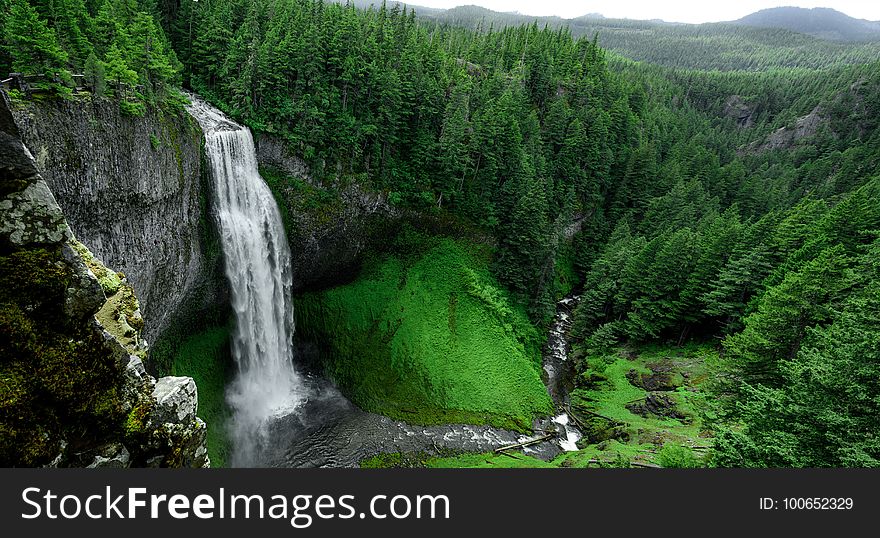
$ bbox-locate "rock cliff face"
[0,90,208,468]
[760,106,828,151]
[255,133,399,291]
[10,96,222,343]
[723,95,756,128]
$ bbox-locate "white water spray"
[187,97,306,466]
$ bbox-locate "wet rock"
[625,365,682,392]
[255,132,312,182]
[575,414,628,445]
[255,132,399,292]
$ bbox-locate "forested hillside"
[423,5,880,71]
[2,0,880,467]
[0,0,181,114]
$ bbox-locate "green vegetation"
[5,0,880,468]
[563,345,718,464]
[657,443,702,469]
[168,326,232,468]
[0,0,181,109]
[167,0,640,320]
[0,247,127,466]
[122,2,880,467]
[427,452,557,469]
[296,233,552,430]
[424,6,880,71]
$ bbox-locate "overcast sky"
[406,1,880,24]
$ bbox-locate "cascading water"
[186,96,306,466]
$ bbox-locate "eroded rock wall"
[1,90,208,468]
[10,96,221,343]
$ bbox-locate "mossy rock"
[0,244,133,466]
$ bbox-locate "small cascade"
[543,295,583,452]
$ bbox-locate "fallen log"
[494,432,555,453]
[562,404,592,431]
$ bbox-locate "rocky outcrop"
[10,96,223,343]
[255,133,400,291]
[723,95,755,128]
[758,106,828,151]
[0,90,208,468]
[254,132,312,183]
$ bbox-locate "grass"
[295,236,553,431]
[427,452,557,468]
[169,326,233,468]
[553,243,581,298]
[569,344,714,447]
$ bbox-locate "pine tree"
[723,246,854,389]
[103,42,137,87]
[436,85,471,206]
[3,0,69,80]
[83,51,106,95]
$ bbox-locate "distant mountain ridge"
[734,7,880,42]
[327,2,880,71]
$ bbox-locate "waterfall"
[186,96,306,466]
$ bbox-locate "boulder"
[152,376,199,426]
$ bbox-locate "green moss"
[0,248,70,323]
[70,239,121,294]
[569,344,715,451]
[423,344,716,468]
[159,110,188,185]
[428,452,557,468]
[657,443,703,468]
[295,236,552,431]
[124,400,152,437]
[168,326,233,467]
[260,165,343,236]
[360,452,433,468]
[94,283,144,359]
[0,246,131,466]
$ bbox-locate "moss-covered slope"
[295,235,552,431]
